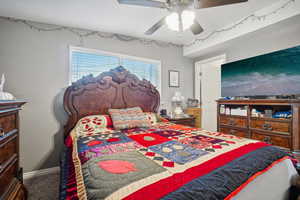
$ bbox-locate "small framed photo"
[169,70,180,88]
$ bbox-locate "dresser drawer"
[0,113,17,136]
[250,118,290,134]
[251,131,291,148]
[0,157,17,195]
[14,185,26,200]
[220,116,247,128]
[14,186,26,200]
[0,135,17,165]
[220,127,248,138]
[6,181,26,200]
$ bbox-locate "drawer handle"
[229,130,236,135]
[228,119,236,126]
[262,123,272,131]
[263,136,272,144]
[0,127,4,137]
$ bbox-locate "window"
[70,46,161,93]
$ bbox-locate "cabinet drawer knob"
[263,136,272,144]
[228,119,236,126]
[262,123,272,130]
[229,130,236,135]
[0,127,4,137]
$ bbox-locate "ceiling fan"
[117,0,248,35]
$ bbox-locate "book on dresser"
[0,100,26,200]
[217,99,300,152]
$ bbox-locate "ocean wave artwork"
[221,45,300,97]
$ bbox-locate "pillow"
[75,115,113,136]
[109,107,151,130]
[144,112,158,125]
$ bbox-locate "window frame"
[69,46,162,94]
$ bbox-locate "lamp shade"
[166,12,179,31]
[165,10,195,32]
[182,10,195,30]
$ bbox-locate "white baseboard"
[24,166,60,180]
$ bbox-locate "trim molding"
[195,54,226,65]
[23,166,60,180]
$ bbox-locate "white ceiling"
[0,0,278,45]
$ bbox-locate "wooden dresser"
[217,99,300,152]
[0,101,26,200]
[186,107,201,128]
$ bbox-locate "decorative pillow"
[144,112,158,125]
[75,115,113,136]
[109,107,151,130]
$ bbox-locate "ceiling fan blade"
[190,20,204,35]
[194,0,248,9]
[117,0,166,8]
[145,17,166,35]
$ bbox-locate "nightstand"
[164,116,196,127]
[186,107,201,128]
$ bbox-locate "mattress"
[60,122,297,200]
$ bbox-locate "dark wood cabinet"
[217,99,300,152]
[164,116,196,127]
[0,101,26,200]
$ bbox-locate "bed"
[60,66,298,200]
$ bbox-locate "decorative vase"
[0,74,15,100]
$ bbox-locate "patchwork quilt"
[60,122,289,200]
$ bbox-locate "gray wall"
[0,19,194,172]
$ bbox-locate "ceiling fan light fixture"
[119,0,248,35]
[165,12,179,31]
[165,10,195,32]
[182,10,195,30]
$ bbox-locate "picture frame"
[169,70,180,88]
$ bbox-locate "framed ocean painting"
[221,45,300,97]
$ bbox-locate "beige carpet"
[24,172,60,200]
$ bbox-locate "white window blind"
[70,47,161,92]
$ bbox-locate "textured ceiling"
[0,0,278,45]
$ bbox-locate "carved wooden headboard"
[63,66,160,137]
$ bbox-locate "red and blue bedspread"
[60,122,289,200]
